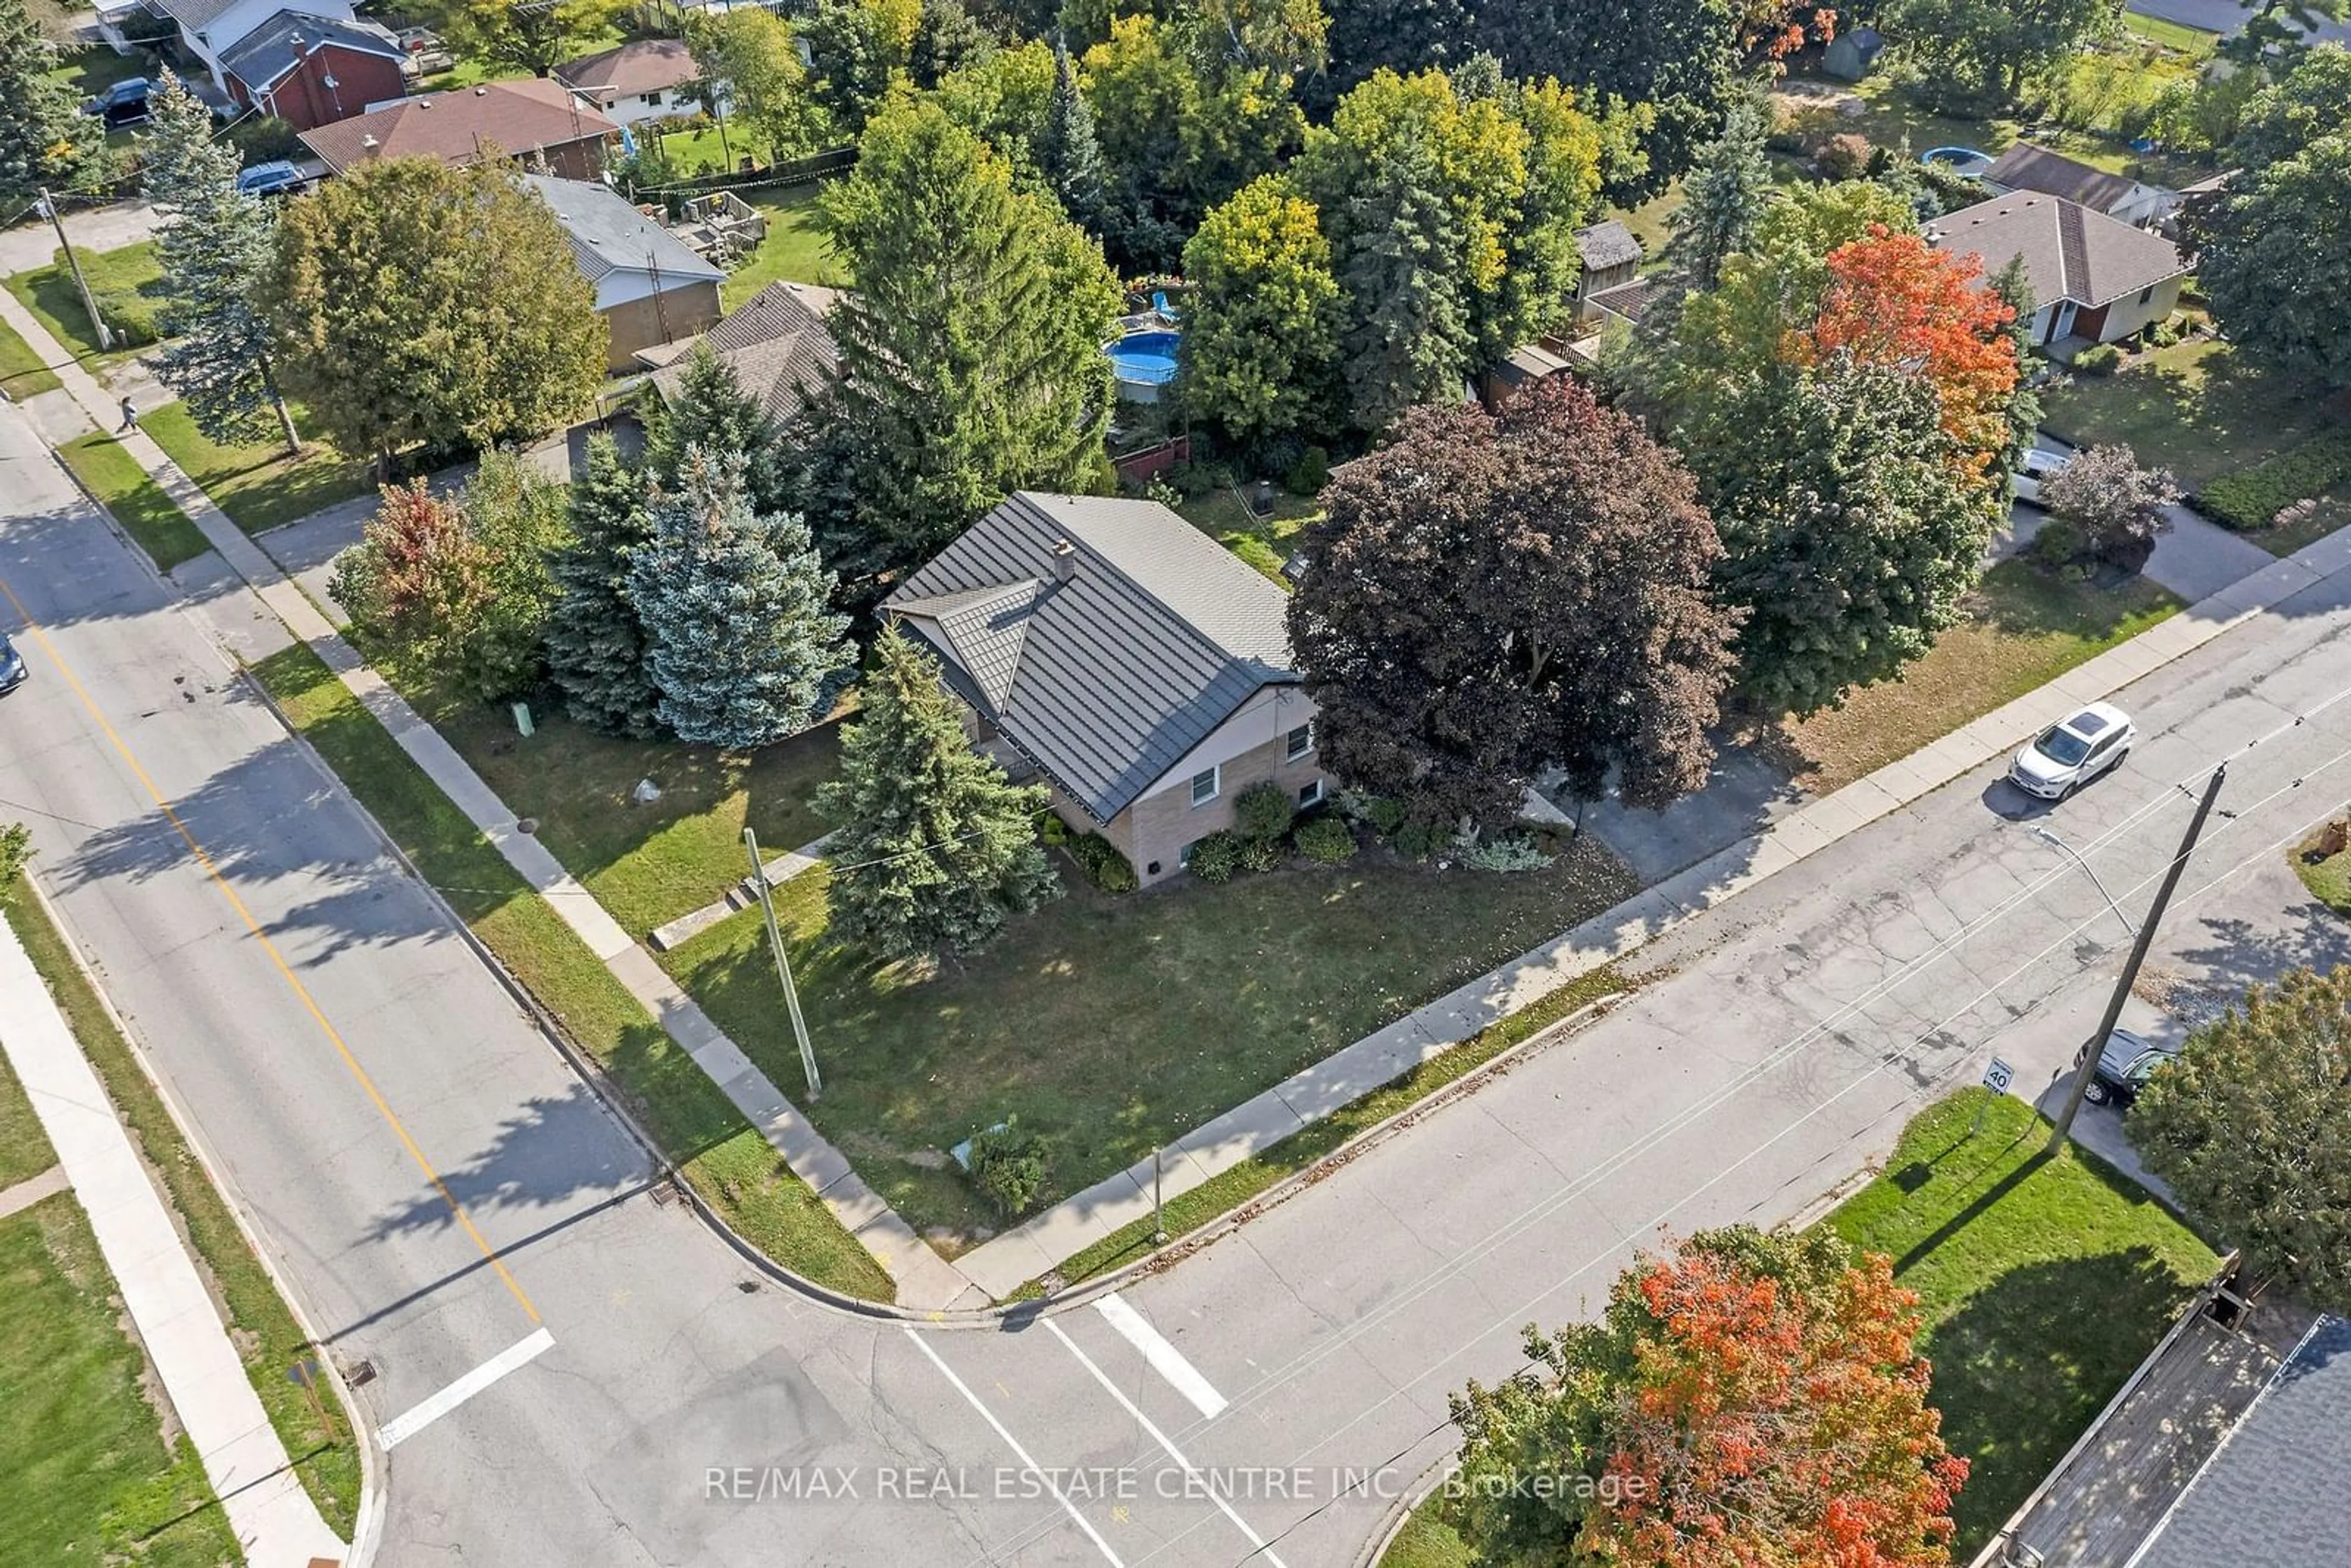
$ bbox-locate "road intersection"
[7,373,2351,1564]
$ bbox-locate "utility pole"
[37,189,114,352]
[743,827,820,1100]
[2047,764,2227,1153]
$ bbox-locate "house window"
[1284,722,1313,760]
[1178,840,1198,868]
[1297,779,1323,808]
[643,91,663,108]
[1190,765,1220,807]
[2137,286,2153,304]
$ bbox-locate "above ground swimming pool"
[1920,146,1995,176]
[1107,331,1181,396]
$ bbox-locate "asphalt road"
[2127,0,2350,43]
[10,360,2351,1568]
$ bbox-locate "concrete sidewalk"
[0,914,346,1568]
[0,285,981,1313]
[949,519,2351,1297]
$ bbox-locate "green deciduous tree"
[934,37,1056,171]
[2197,129,2351,384]
[909,0,994,88]
[2230,42,2351,171]
[331,451,571,700]
[631,446,852,749]
[544,433,661,738]
[2222,0,2349,68]
[801,0,903,137]
[1472,0,1741,200]
[1677,353,2001,716]
[1181,173,1342,448]
[814,625,1058,959]
[1324,0,1469,95]
[1288,379,1739,828]
[266,157,606,472]
[0,0,103,205]
[1882,0,2121,110]
[811,99,1119,580]
[421,0,628,77]
[686,7,830,167]
[1081,14,1208,269]
[1668,93,1773,290]
[1450,1226,1967,1568]
[143,72,301,456]
[2134,966,2351,1310]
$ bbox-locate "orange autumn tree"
[1805,227,2020,476]
[1449,1227,1967,1568]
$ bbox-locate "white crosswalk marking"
[1093,1291,1228,1420]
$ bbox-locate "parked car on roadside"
[2012,447,2071,507]
[2010,702,2135,800]
[0,632,27,696]
[2083,1028,2180,1108]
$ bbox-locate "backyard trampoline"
[1107,330,1181,400]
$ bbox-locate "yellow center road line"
[0,572,542,1325]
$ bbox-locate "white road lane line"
[377,1327,556,1450]
[904,1329,1127,1568]
[1043,1318,1290,1568]
[1092,1292,1228,1420]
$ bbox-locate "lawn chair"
[1152,290,1181,324]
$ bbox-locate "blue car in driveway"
[84,77,152,129]
[236,160,306,198]
[0,632,26,696]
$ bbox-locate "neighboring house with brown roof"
[886,493,1332,887]
[1983,141,2179,230]
[298,78,620,179]
[650,280,841,417]
[555,37,703,128]
[1926,192,2189,349]
[521,174,725,370]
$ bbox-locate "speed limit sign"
[1982,1057,2015,1095]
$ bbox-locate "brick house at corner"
[219,11,408,130]
[886,493,1332,887]
[297,78,620,179]
[522,174,724,371]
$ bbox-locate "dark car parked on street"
[2083,1027,2180,1108]
[0,632,28,696]
[84,77,152,129]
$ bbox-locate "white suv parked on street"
[2011,703,2135,800]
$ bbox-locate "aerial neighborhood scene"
[7,0,2351,1561]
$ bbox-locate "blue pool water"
[1107,330,1181,386]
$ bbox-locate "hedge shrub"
[1234,779,1295,842]
[1294,813,1357,863]
[2199,441,2351,533]
[968,1119,1050,1217]
[1815,132,1873,180]
[1284,445,1331,496]
[1187,829,1242,883]
[2072,342,2123,376]
[1236,833,1281,872]
[1066,832,1138,892]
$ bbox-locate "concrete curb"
[1349,1457,1458,1568]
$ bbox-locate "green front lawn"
[2042,337,2351,557]
[249,645,893,1301]
[0,309,61,399]
[1829,1090,2219,1553]
[396,683,845,941]
[1387,1089,2217,1566]
[1777,559,2181,793]
[0,1199,242,1568]
[140,401,373,536]
[56,431,212,571]
[721,186,850,311]
[2,238,163,366]
[664,833,1640,1245]
[2,876,362,1535]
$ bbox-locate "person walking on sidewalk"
[117,395,138,433]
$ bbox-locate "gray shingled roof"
[147,0,247,37]
[2138,1315,2351,1568]
[519,174,722,301]
[1927,192,2186,310]
[1985,141,2145,214]
[220,10,404,90]
[885,493,1298,822]
[651,280,840,423]
[1574,219,1641,273]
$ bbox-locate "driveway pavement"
[0,199,162,278]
